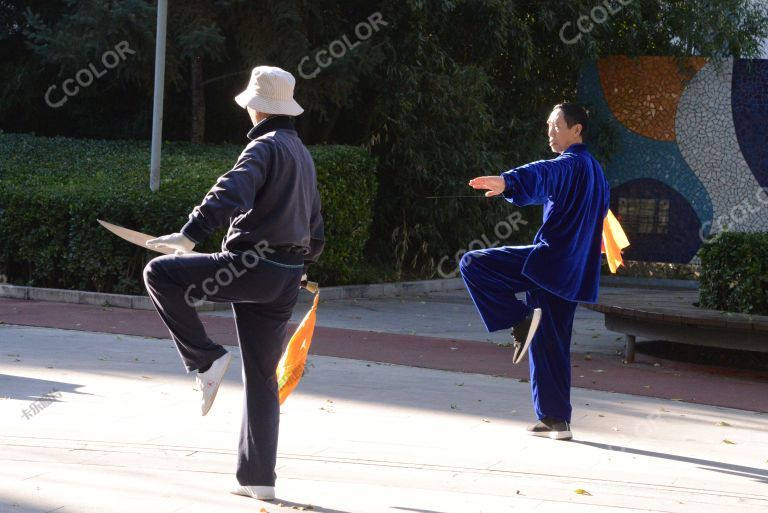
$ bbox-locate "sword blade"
[98,219,320,290]
[97,219,188,255]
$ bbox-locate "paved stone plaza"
[2,293,767,513]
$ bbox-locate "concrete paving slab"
[1,325,767,513]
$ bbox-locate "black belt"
[228,240,306,266]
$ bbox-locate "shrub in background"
[699,232,768,315]
[0,134,376,293]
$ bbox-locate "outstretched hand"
[468,176,505,197]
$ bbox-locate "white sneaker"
[195,352,232,416]
[230,484,275,500]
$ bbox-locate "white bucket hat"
[234,66,304,116]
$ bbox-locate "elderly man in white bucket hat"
[142,65,324,501]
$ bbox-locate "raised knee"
[458,251,478,275]
[142,258,162,284]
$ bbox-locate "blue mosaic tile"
[578,62,714,234]
[611,178,703,263]
[732,58,768,189]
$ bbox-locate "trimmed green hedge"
[699,232,768,315]
[0,133,376,293]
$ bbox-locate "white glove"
[146,232,196,255]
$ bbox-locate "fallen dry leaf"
[723,439,736,445]
[575,488,592,496]
[717,421,731,427]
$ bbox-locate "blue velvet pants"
[459,246,577,422]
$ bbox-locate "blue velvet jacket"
[501,143,609,303]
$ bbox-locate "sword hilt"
[301,280,319,294]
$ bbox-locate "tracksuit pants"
[142,247,303,486]
[459,246,578,423]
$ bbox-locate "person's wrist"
[180,219,205,245]
[500,173,514,198]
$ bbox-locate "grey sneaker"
[512,308,542,364]
[195,352,232,416]
[527,417,573,440]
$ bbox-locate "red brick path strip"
[1,298,767,412]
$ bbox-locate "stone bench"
[583,287,768,363]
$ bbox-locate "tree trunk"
[191,55,205,144]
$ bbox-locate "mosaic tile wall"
[579,56,768,263]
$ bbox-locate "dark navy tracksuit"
[142,115,324,487]
[460,144,609,423]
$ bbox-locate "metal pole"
[149,0,168,192]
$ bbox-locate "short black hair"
[554,103,589,138]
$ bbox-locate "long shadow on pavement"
[270,498,352,512]
[0,373,89,401]
[573,440,768,485]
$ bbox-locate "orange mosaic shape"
[598,56,707,141]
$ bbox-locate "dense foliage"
[0,134,377,291]
[699,232,768,316]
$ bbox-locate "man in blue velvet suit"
[460,103,609,440]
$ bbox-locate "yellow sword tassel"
[601,209,630,273]
[277,289,319,404]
